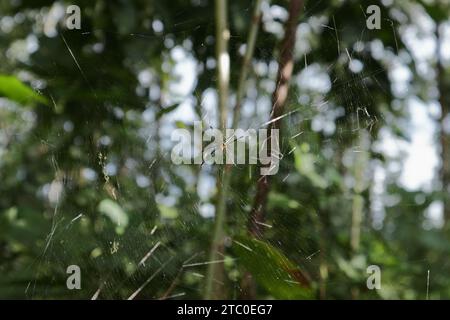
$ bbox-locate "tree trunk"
[439,76,450,225]
[248,0,303,237]
[437,25,450,225]
[240,0,303,300]
[204,0,230,300]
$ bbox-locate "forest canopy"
[0,0,450,300]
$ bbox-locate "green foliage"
[0,75,48,105]
[232,236,313,299]
[0,0,449,300]
[98,199,129,233]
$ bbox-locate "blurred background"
[0,0,450,299]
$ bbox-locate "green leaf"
[232,236,313,299]
[157,204,178,219]
[175,120,187,129]
[97,199,129,232]
[156,103,179,119]
[268,192,300,210]
[0,75,48,105]
[335,254,367,281]
[293,143,328,189]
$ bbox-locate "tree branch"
[248,0,303,238]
